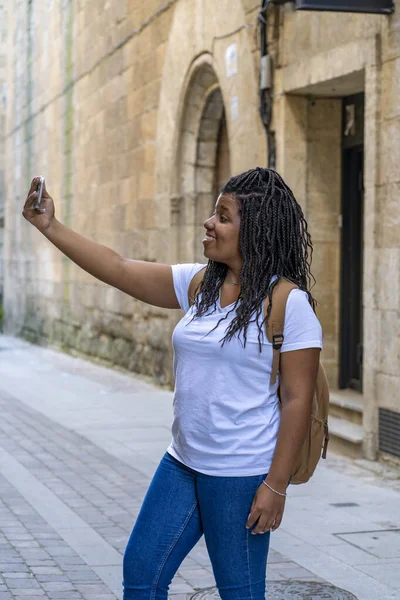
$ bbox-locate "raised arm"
[23,177,180,309]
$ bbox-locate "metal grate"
[296,1,394,14]
[330,502,359,508]
[379,408,400,459]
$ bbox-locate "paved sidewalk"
[0,334,399,600]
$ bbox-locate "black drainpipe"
[260,0,292,168]
[258,0,276,169]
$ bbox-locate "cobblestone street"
[0,335,399,600]
[0,383,326,600]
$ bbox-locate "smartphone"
[32,177,45,211]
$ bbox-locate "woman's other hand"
[245,482,286,534]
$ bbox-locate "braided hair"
[192,166,316,350]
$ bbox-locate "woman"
[23,166,322,600]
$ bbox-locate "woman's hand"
[22,176,55,233]
[245,482,286,534]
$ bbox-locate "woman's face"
[202,193,241,266]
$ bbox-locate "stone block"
[151,8,173,45]
[115,152,132,181]
[139,110,158,141]
[197,141,218,168]
[376,248,400,310]
[123,119,140,153]
[363,307,381,370]
[138,0,165,25]
[195,166,214,194]
[109,337,132,369]
[142,53,159,87]
[106,51,124,83]
[381,23,400,63]
[241,0,260,13]
[123,66,136,94]
[376,182,400,249]
[312,242,340,292]
[137,199,156,229]
[147,228,174,263]
[363,248,377,309]
[96,334,113,361]
[142,79,162,112]
[313,288,339,339]
[142,143,156,173]
[156,43,167,78]
[387,3,400,34]
[377,373,400,412]
[135,22,155,60]
[379,310,399,376]
[307,193,340,245]
[127,90,141,121]
[121,228,147,259]
[320,337,338,373]
[139,173,155,200]
[379,118,400,185]
[104,75,125,107]
[121,183,139,232]
[381,58,400,122]
[127,57,146,90]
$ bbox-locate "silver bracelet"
[262,480,287,497]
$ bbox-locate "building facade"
[0,1,6,318]
[4,0,400,462]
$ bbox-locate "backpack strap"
[188,267,207,307]
[264,278,299,385]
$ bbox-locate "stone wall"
[374,7,400,445]
[274,2,400,458]
[4,0,265,387]
[0,1,6,318]
[4,1,177,384]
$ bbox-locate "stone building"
[0,1,6,314]
[3,0,400,463]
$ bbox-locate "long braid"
[192,167,316,350]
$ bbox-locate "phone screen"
[33,177,44,210]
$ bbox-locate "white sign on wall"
[225,44,238,78]
[231,96,239,121]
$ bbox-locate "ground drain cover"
[191,582,358,599]
[330,502,359,508]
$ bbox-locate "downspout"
[258,0,276,169]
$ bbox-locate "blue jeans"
[123,451,270,600]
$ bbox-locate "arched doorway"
[173,62,231,263]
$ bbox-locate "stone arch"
[154,0,266,265]
[173,59,231,263]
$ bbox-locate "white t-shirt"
[166,263,323,477]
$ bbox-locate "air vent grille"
[379,408,400,459]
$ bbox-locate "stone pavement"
[0,335,399,600]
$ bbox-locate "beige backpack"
[188,271,330,485]
[264,278,330,484]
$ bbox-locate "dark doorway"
[339,93,364,391]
